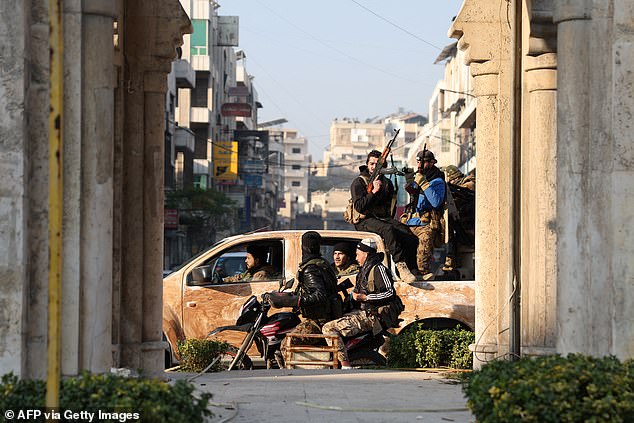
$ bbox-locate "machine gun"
[366,129,400,193]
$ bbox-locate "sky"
[218,0,465,161]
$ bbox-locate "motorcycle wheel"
[219,345,254,370]
[350,351,386,367]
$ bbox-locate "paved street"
[167,369,473,423]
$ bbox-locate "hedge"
[387,324,474,369]
[462,354,634,422]
[0,371,212,422]
[177,338,230,372]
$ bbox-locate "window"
[191,240,284,285]
[190,20,207,56]
[291,165,301,170]
[442,129,451,152]
[192,75,208,108]
[292,148,301,154]
[193,174,207,189]
[291,181,301,187]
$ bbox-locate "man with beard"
[350,150,418,283]
[331,242,360,276]
[223,245,276,282]
[404,150,446,282]
[322,238,404,369]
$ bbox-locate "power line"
[253,0,418,84]
[349,0,443,51]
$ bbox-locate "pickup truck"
[162,230,475,364]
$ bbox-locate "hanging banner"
[213,141,238,182]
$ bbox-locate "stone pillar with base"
[450,0,515,368]
[521,52,558,356]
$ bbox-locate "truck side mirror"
[189,265,213,286]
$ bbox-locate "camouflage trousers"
[409,224,437,274]
[321,309,378,363]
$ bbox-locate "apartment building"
[408,42,476,172]
[269,129,311,228]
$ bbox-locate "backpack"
[343,175,369,224]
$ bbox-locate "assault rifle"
[366,128,401,193]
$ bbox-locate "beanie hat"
[246,245,267,262]
[417,150,437,163]
[332,241,354,257]
[356,238,377,254]
[302,231,322,256]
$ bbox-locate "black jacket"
[351,166,394,219]
[297,256,341,321]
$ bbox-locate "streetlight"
[439,88,476,98]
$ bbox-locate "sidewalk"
[167,369,474,423]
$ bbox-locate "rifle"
[366,128,400,193]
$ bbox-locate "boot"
[442,256,456,272]
[395,262,416,283]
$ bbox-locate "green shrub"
[462,354,634,422]
[177,338,230,372]
[0,371,212,422]
[387,324,474,369]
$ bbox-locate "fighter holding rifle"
[349,129,419,283]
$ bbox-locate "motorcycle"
[208,279,391,370]
[208,279,300,370]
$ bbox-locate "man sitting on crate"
[322,238,404,369]
[268,232,343,363]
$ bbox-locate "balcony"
[191,0,210,20]
[174,127,195,153]
[193,159,209,175]
[191,107,210,124]
[191,55,210,72]
[173,59,195,89]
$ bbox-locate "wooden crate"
[283,333,339,369]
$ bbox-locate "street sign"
[221,102,252,117]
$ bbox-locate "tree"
[165,187,236,254]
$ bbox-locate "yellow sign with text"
[213,141,238,181]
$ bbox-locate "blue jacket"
[405,177,445,226]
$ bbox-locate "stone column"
[118,1,190,373]
[553,1,594,355]
[0,0,30,376]
[555,0,634,358]
[521,53,558,355]
[450,0,514,368]
[60,0,82,376]
[78,0,117,373]
[468,62,513,367]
